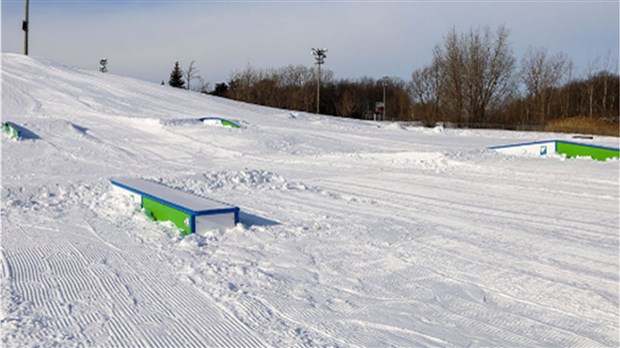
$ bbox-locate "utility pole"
[23,0,30,55]
[312,48,327,114]
[382,76,388,121]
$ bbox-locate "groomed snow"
[2,53,619,347]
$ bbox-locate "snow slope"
[2,53,619,347]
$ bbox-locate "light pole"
[23,0,29,55]
[382,76,388,121]
[312,48,327,114]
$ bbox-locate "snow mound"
[381,122,409,131]
[158,118,202,126]
[153,170,289,193]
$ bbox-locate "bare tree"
[195,76,210,94]
[560,59,574,118]
[386,78,414,121]
[410,61,443,123]
[410,67,435,106]
[184,60,200,91]
[228,64,257,102]
[596,51,618,117]
[521,47,571,123]
[432,26,515,126]
[434,29,465,123]
[335,88,357,117]
[278,65,315,111]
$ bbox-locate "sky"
[1,1,619,87]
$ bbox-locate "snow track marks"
[1,223,266,348]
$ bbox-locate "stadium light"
[312,48,327,114]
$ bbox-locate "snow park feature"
[1,121,41,140]
[556,141,620,161]
[2,121,21,139]
[111,177,239,235]
[489,139,620,161]
[2,53,619,347]
[198,116,241,128]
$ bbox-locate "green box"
[142,196,191,235]
[556,141,620,161]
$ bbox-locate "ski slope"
[1,53,619,347]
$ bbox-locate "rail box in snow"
[489,140,619,161]
[111,177,239,235]
[2,122,21,139]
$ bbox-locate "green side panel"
[143,208,155,221]
[221,120,240,128]
[556,142,620,161]
[142,197,191,235]
[2,123,20,139]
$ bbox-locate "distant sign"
[375,102,384,113]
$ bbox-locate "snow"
[2,53,619,347]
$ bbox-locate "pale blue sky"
[2,1,618,85]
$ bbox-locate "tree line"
[211,65,416,122]
[167,25,619,132]
[408,26,618,130]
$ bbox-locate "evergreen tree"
[99,58,108,73]
[168,61,185,88]
[211,82,229,97]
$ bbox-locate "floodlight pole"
[382,76,388,121]
[23,0,29,55]
[317,61,321,114]
[312,48,327,114]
